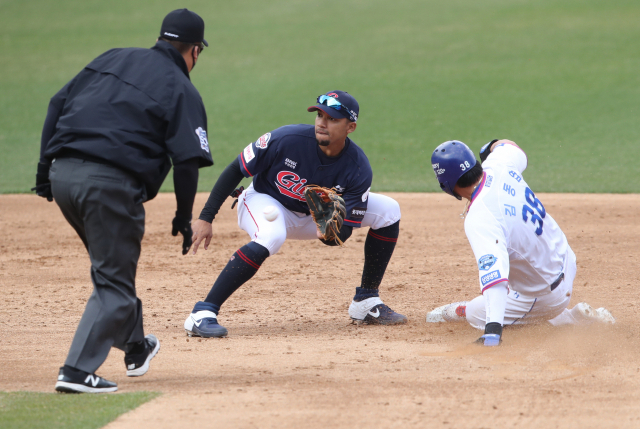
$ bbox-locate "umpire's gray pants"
[49,157,146,374]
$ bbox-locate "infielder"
[34,9,212,392]
[427,139,614,346]
[184,91,406,338]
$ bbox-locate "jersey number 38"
[522,187,546,236]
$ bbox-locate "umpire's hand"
[31,162,53,202]
[190,219,213,255]
[172,215,193,255]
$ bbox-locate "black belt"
[56,149,111,166]
[550,272,565,291]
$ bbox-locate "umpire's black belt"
[56,149,111,166]
[550,272,565,291]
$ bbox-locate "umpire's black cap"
[160,9,208,47]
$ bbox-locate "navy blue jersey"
[238,124,372,227]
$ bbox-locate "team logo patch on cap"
[195,127,209,153]
[255,133,271,149]
[478,254,497,271]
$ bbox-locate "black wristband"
[36,161,51,183]
[479,139,500,163]
[484,322,503,336]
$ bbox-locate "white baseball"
[263,205,279,222]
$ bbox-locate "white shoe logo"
[194,318,203,327]
[368,308,380,318]
[84,375,100,387]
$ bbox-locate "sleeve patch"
[478,254,497,271]
[481,270,501,286]
[254,132,271,149]
[243,143,255,163]
[195,127,209,153]
[350,207,367,219]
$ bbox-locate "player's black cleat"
[184,301,229,338]
[362,304,408,325]
[475,322,503,346]
[349,297,408,325]
[190,317,228,338]
[125,334,160,377]
[55,366,117,393]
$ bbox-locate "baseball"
[263,205,278,222]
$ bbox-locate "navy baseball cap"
[308,91,359,122]
[160,9,208,47]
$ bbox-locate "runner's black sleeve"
[173,158,200,220]
[199,158,245,222]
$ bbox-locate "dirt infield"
[1,193,639,428]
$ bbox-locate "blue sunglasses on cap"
[317,95,357,122]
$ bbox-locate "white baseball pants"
[236,184,401,255]
[465,247,577,329]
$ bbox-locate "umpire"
[33,9,213,393]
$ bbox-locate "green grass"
[0,391,159,429]
[1,0,638,193]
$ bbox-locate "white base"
[426,302,467,323]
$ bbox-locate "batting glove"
[479,139,500,164]
[476,334,501,346]
[475,322,503,346]
[172,214,193,255]
[31,162,53,202]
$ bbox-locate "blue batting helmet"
[431,140,478,200]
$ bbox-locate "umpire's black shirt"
[39,40,213,200]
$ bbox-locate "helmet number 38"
[460,161,471,171]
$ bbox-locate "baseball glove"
[304,185,346,245]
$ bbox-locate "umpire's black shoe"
[55,366,117,393]
[125,334,160,377]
